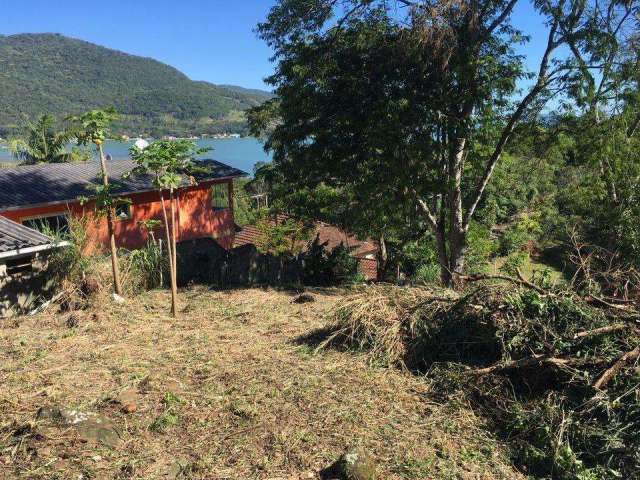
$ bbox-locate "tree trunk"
[98,143,122,296]
[169,188,179,318]
[159,189,177,317]
[448,230,467,288]
[377,234,387,281]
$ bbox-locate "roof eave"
[0,241,70,260]
[0,174,244,213]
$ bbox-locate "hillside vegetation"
[0,33,272,137]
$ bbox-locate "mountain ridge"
[0,33,272,137]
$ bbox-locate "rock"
[36,405,122,449]
[292,293,315,304]
[36,406,66,423]
[321,449,377,480]
[110,388,139,414]
[75,417,121,448]
[112,293,126,304]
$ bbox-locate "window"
[23,214,69,235]
[212,183,230,210]
[115,203,131,220]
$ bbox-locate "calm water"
[0,137,271,174]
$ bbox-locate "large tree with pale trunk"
[251,0,635,287]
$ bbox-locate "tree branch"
[485,0,519,36]
[471,355,578,375]
[461,268,548,295]
[463,19,558,228]
[573,323,628,340]
[593,346,640,390]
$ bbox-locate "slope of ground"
[0,287,522,479]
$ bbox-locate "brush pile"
[320,283,640,479]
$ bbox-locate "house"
[234,216,379,280]
[0,159,247,253]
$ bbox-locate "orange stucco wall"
[0,180,235,252]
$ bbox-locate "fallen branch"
[471,355,573,375]
[574,323,628,339]
[585,295,635,311]
[593,346,640,390]
[462,268,547,295]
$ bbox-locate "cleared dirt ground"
[0,287,522,479]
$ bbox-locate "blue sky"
[0,0,550,91]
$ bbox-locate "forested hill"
[0,33,272,137]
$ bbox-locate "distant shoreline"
[0,137,271,174]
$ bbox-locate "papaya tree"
[68,108,123,295]
[127,140,209,317]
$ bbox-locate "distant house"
[234,216,379,280]
[0,159,247,254]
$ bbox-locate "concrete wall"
[0,253,54,317]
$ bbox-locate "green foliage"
[127,139,210,190]
[126,241,167,292]
[303,241,361,285]
[323,284,639,478]
[46,217,91,286]
[67,108,119,146]
[255,215,312,256]
[78,184,131,218]
[500,252,529,277]
[9,114,75,164]
[149,392,182,433]
[0,34,272,137]
[414,263,440,284]
[465,223,496,273]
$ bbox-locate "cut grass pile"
[320,284,640,479]
[0,287,520,479]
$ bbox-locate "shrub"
[125,241,167,292]
[414,263,440,284]
[303,240,359,285]
[500,251,529,276]
[465,222,496,272]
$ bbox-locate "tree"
[9,114,76,165]
[127,139,209,317]
[68,108,124,296]
[251,0,625,287]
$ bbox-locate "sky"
[0,0,551,92]
[0,0,278,90]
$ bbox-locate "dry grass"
[0,286,521,479]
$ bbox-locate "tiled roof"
[233,215,378,258]
[0,216,55,255]
[0,159,247,211]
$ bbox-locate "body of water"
[0,137,272,174]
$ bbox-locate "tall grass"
[124,240,167,293]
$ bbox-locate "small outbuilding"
[0,216,66,316]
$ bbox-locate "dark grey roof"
[0,159,247,211]
[0,216,55,255]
